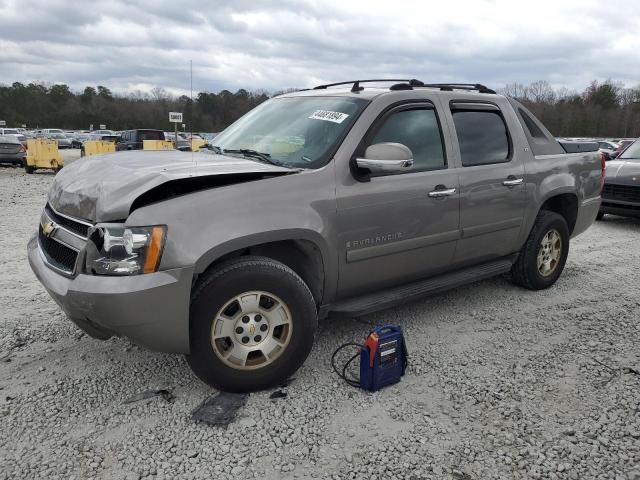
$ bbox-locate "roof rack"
[313,79,424,92]
[421,83,496,94]
[312,79,496,94]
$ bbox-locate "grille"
[39,226,78,274]
[602,183,640,204]
[45,204,91,237]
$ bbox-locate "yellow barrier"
[143,140,174,151]
[191,139,207,151]
[25,139,63,173]
[83,140,116,157]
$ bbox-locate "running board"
[330,258,514,317]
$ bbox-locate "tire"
[511,210,570,290]
[186,256,318,393]
[23,159,34,174]
[596,211,605,221]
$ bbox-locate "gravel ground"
[0,165,639,480]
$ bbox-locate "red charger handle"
[363,332,379,368]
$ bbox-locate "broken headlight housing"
[85,225,166,275]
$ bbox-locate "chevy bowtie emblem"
[42,221,57,238]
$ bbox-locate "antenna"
[190,59,196,173]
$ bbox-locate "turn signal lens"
[143,226,166,273]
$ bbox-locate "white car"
[0,128,28,146]
[597,140,619,159]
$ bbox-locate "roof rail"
[312,80,495,94]
[421,83,496,94]
[313,79,425,92]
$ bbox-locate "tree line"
[1,80,639,138]
[0,83,270,133]
[500,80,640,138]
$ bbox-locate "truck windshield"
[211,96,368,169]
[619,140,640,160]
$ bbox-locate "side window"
[368,108,445,173]
[452,109,510,167]
[519,108,545,139]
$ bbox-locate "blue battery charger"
[359,325,408,391]
[332,325,408,391]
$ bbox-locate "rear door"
[336,101,460,298]
[446,102,527,266]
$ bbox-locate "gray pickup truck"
[28,80,603,392]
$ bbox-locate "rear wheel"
[511,210,570,290]
[186,256,318,392]
[22,159,34,174]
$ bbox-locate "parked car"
[28,79,603,393]
[597,140,619,160]
[44,132,72,149]
[116,129,166,151]
[90,129,115,136]
[598,137,640,219]
[164,132,191,151]
[68,132,92,149]
[0,134,27,165]
[612,139,634,158]
[200,132,218,144]
[0,128,27,146]
[38,128,65,137]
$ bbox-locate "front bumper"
[28,235,194,353]
[600,200,640,217]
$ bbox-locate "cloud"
[0,0,638,95]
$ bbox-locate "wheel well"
[540,194,578,234]
[199,240,325,305]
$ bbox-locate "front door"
[336,102,460,299]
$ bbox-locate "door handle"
[428,187,457,198]
[503,178,524,187]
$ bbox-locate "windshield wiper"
[209,144,223,154]
[222,148,281,166]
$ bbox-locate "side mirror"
[356,143,414,174]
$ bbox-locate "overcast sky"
[1,0,638,95]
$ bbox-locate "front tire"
[511,210,570,290]
[596,211,605,221]
[186,256,318,393]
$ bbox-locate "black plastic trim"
[330,256,515,317]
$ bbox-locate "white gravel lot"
[0,165,639,480]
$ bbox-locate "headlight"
[85,225,166,275]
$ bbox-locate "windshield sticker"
[309,110,349,124]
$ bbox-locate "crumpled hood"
[48,150,295,222]
[604,160,640,186]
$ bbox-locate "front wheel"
[186,256,318,392]
[511,210,570,290]
[596,211,605,221]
